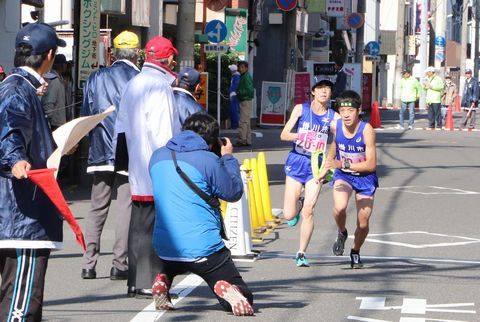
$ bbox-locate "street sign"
[346,12,364,29]
[204,44,228,53]
[435,50,445,62]
[365,41,380,57]
[435,35,445,47]
[205,20,227,43]
[275,0,297,11]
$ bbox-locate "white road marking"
[347,316,391,322]
[364,231,480,249]
[378,186,480,195]
[130,274,204,322]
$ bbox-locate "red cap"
[145,36,178,60]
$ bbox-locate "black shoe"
[81,268,96,279]
[332,230,348,256]
[135,288,153,299]
[127,286,136,298]
[110,267,128,280]
[350,250,364,269]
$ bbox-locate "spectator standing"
[0,22,66,320]
[235,61,254,147]
[398,69,421,130]
[441,74,458,123]
[422,66,444,129]
[173,66,204,125]
[80,30,140,282]
[460,69,479,129]
[332,61,347,100]
[115,36,181,298]
[321,90,378,269]
[42,54,67,130]
[228,64,240,129]
[148,113,253,315]
[0,65,5,81]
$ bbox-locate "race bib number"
[338,151,366,174]
[295,129,328,154]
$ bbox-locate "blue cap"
[15,23,66,55]
[178,67,201,89]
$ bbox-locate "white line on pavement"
[378,186,480,195]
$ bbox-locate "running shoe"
[214,280,254,316]
[350,250,364,269]
[287,197,304,227]
[295,252,309,267]
[152,273,174,311]
[332,229,348,256]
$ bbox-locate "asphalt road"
[41,109,480,321]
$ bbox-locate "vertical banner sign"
[326,0,345,17]
[226,8,248,61]
[294,72,312,105]
[196,72,209,111]
[260,81,287,126]
[78,0,101,89]
[362,74,373,111]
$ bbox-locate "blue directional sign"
[205,20,227,44]
[365,41,380,56]
[435,35,445,47]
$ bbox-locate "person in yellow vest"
[422,66,444,129]
[398,69,421,130]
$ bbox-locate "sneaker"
[287,197,304,227]
[408,125,413,130]
[396,125,404,130]
[350,250,364,269]
[214,280,254,316]
[295,252,309,267]
[332,230,348,256]
[152,274,174,310]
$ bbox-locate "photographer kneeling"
[148,113,254,316]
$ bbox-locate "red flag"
[27,168,86,251]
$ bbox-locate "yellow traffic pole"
[243,159,265,239]
[251,157,271,232]
[220,199,227,218]
[257,152,280,225]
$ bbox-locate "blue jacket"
[149,130,243,260]
[81,60,139,167]
[461,77,479,108]
[172,87,204,125]
[0,68,63,248]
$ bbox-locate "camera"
[211,137,226,157]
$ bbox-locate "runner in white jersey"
[319,90,378,269]
[280,79,340,267]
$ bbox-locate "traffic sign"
[204,44,228,53]
[435,50,445,62]
[435,35,445,47]
[205,20,227,43]
[346,12,364,29]
[276,0,297,11]
[365,41,380,57]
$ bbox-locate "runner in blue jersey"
[319,90,378,268]
[280,79,340,267]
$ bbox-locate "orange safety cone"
[445,105,454,131]
[369,101,382,128]
[455,95,461,112]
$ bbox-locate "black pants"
[162,247,253,311]
[427,103,442,128]
[0,248,50,322]
[128,201,163,289]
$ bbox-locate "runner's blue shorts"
[331,170,379,197]
[284,152,323,185]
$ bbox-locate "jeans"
[427,103,442,128]
[441,105,448,122]
[400,101,415,127]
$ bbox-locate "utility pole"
[355,0,366,64]
[475,0,480,78]
[434,0,446,77]
[284,9,296,108]
[176,0,196,68]
[394,0,406,108]
[460,0,468,94]
[419,0,429,109]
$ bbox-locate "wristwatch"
[343,159,350,170]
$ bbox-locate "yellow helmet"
[113,31,139,49]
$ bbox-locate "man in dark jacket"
[173,66,204,125]
[460,69,479,129]
[0,22,66,320]
[236,61,254,147]
[148,113,253,315]
[80,30,140,282]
